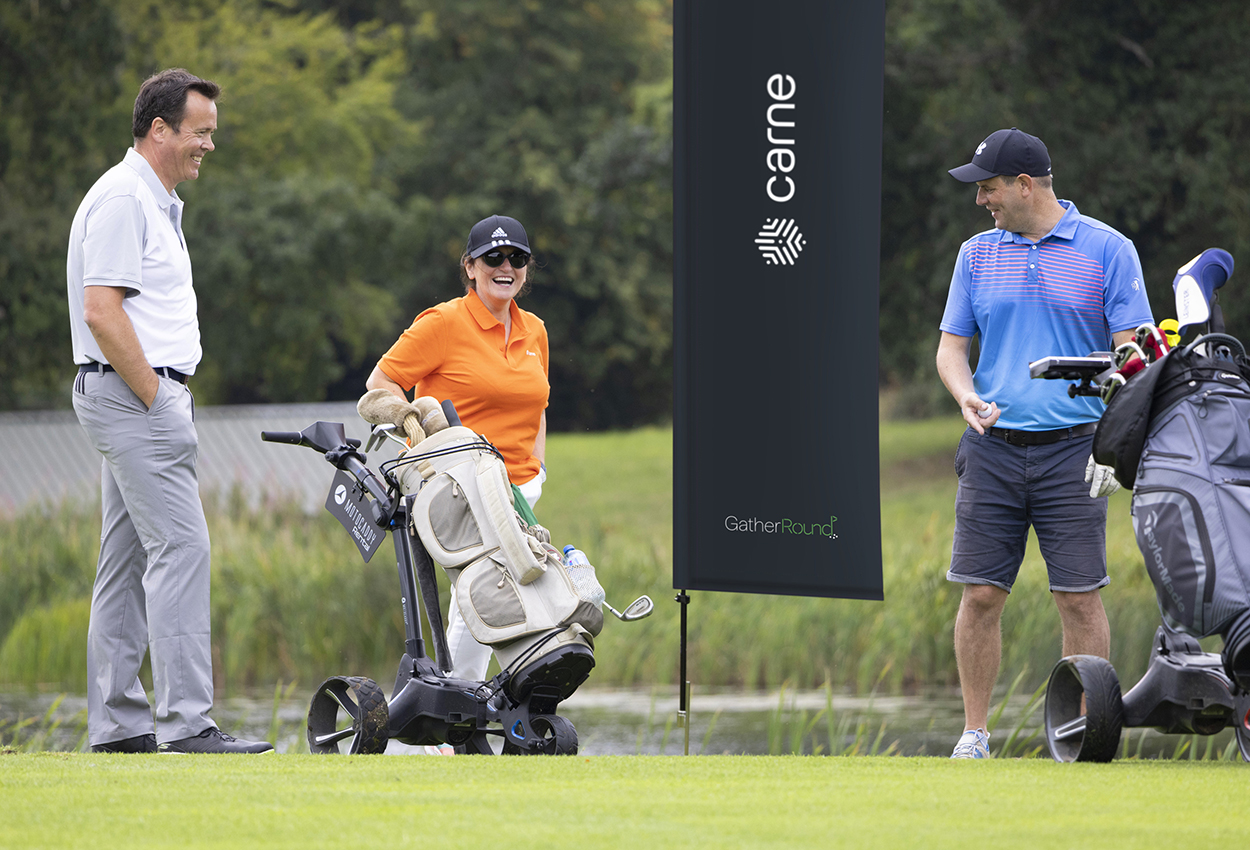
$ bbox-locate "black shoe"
[91,733,158,753]
[158,727,275,754]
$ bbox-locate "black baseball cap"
[466,215,531,259]
[948,128,1052,183]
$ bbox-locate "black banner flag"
[673,0,886,599]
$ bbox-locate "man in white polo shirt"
[68,68,271,754]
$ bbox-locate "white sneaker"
[950,728,990,759]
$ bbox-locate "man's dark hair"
[132,68,221,140]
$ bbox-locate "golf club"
[605,594,654,622]
[365,422,397,452]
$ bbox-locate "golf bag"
[1095,343,1250,689]
[393,424,602,696]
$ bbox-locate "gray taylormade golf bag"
[1093,252,1250,691]
[1035,249,1250,762]
[392,424,602,699]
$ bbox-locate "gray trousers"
[72,369,214,745]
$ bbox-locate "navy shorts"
[947,428,1108,593]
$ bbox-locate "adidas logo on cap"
[469,215,530,257]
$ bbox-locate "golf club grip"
[440,399,462,427]
[260,430,302,444]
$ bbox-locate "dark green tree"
[0,0,127,408]
[1,0,674,425]
[103,0,417,403]
[880,0,1250,414]
[21,0,1250,427]
[382,0,674,429]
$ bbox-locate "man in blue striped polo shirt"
[936,128,1154,759]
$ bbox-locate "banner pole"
[676,589,690,754]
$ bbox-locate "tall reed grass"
[0,419,1187,699]
[0,694,88,753]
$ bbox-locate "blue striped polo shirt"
[940,200,1154,430]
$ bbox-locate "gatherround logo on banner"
[756,218,805,265]
[723,514,839,539]
[334,484,347,505]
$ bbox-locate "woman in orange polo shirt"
[365,214,549,695]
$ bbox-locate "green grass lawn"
[2,754,1247,849]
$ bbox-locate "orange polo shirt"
[376,292,549,484]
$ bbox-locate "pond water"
[2,687,1240,760]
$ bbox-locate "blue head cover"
[1174,248,1234,332]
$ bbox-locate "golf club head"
[365,423,396,453]
[618,595,654,621]
[1174,248,1234,334]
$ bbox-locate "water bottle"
[562,545,590,567]
[561,545,605,607]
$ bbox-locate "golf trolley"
[261,404,652,756]
[1030,248,1250,762]
[1045,626,1249,762]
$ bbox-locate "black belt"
[987,422,1096,446]
[78,362,189,385]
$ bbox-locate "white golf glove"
[1084,455,1121,498]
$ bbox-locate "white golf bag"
[393,424,602,697]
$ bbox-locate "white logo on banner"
[334,484,347,505]
[755,218,805,265]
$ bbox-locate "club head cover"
[357,388,426,444]
[1174,248,1234,334]
[412,396,450,435]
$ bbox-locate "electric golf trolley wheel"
[1044,655,1125,763]
[501,714,578,755]
[307,676,389,754]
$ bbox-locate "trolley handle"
[331,448,394,519]
[260,428,360,450]
[260,421,384,520]
[260,430,303,445]
[441,399,462,427]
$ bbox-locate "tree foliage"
[880,0,1250,412]
[386,0,674,429]
[5,0,1250,425]
[108,0,416,404]
[0,0,672,425]
[0,0,127,408]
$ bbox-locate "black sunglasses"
[480,249,531,269]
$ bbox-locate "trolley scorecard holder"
[325,468,386,562]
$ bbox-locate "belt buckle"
[992,428,1019,447]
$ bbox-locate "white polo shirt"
[67,147,201,373]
